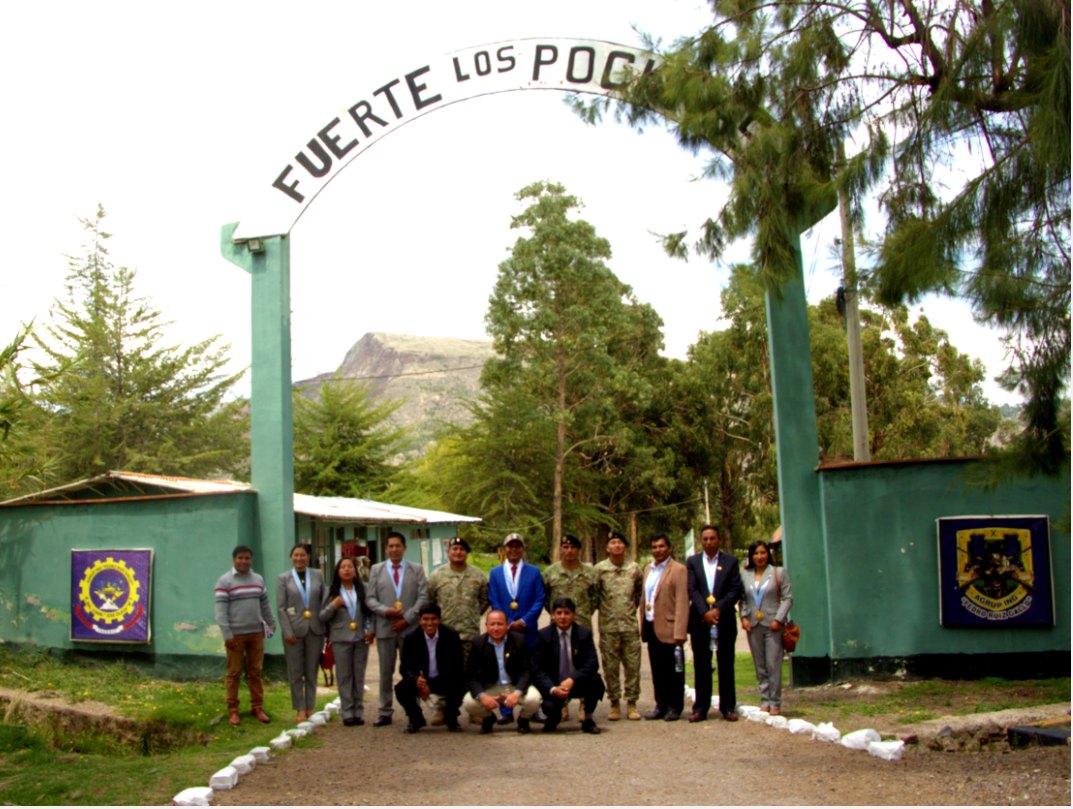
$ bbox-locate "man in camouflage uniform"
[427,537,489,724]
[593,531,644,721]
[542,535,596,628]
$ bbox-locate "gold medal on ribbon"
[510,600,519,611]
[645,602,652,612]
[706,595,716,606]
[756,610,764,620]
[393,600,403,610]
[303,609,312,619]
[349,621,358,631]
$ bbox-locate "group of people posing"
[213,524,793,734]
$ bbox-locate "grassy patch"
[0,647,323,805]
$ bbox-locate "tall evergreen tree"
[32,207,247,482]
[291,378,408,499]
[577,0,1070,474]
[482,181,671,557]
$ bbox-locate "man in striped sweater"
[214,545,276,726]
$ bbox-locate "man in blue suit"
[488,532,545,648]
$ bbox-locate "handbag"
[320,639,335,687]
[774,569,800,652]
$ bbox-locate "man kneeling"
[533,597,605,734]
[394,604,465,733]
[463,610,541,733]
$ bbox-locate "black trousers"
[690,624,737,716]
[642,620,683,714]
[394,675,464,723]
[540,673,606,727]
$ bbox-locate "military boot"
[626,701,641,720]
[608,700,621,721]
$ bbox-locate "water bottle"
[710,624,719,653]
[674,645,684,673]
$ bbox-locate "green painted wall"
[0,494,258,665]
[791,459,1070,679]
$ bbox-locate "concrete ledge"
[898,703,1071,751]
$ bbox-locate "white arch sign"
[233,38,656,240]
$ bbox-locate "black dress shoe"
[403,721,423,734]
[688,711,708,723]
[644,708,666,720]
[352,717,365,726]
[581,718,601,734]
[342,717,357,726]
[480,716,496,734]
[664,709,681,721]
[372,716,392,727]
[445,722,463,732]
[541,722,559,733]
[517,718,531,734]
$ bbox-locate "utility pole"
[837,141,871,462]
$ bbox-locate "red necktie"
[393,564,400,586]
[511,564,518,581]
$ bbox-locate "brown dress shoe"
[228,710,241,727]
[722,711,740,722]
[688,711,708,723]
[251,707,271,723]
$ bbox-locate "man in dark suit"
[462,610,542,734]
[394,603,466,733]
[532,597,605,734]
[686,524,745,722]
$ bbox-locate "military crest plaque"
[937,516,1054,628]
[71,549,153,642]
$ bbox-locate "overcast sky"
[0,0,1018,404]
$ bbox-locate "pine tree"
[32,207,247,482]
[578,0,1070,474]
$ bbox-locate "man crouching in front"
[462,610,541,733]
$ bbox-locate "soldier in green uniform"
[427,537,489,724]
[542,535,596,628]
[542,534,597,721]
[593,531,644,721]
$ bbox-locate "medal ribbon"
[753,575,770,616]
[504,560,520,601]
[291,568,310,611]
[341,584,358,622]
[644,563,663,611]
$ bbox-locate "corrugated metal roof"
[1,470,481,525]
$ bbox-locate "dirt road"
[212,641,1070,806]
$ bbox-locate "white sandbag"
[308,712,329,725]
[270,734,292,750]
[297,721,315,731]
[840,728,881,750]
[737,704,761,717]
[286,727,308,739]
[171,786,214,806]
[787,718,816,735]
[867,740,905,761]
[746,709,768,722]
[208,766,238,790]
[765,714,789,729]
[249,746,271,763]
[229,754,256,775]
[811,721,841,742]
[325,702,340,715]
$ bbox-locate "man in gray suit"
[366,532,429,726]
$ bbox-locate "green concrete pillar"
[220,224,294,599]
[765,220,833,683]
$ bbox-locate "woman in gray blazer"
[739,540,793,714]
[277,544,327,723]
[320,557,375,726]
